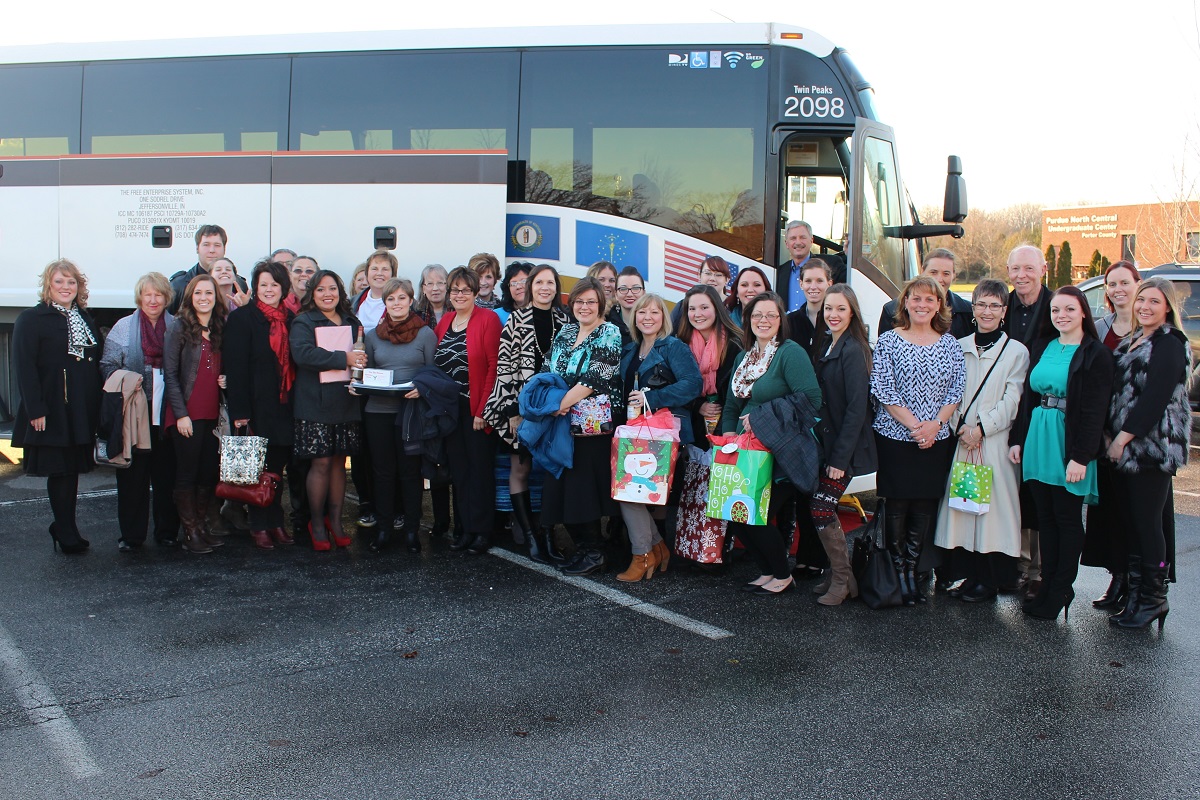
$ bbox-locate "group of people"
[13,223,1187,631]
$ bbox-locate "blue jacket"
[517,372,574,478]
[619,335,703,445]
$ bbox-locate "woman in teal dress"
[1009,285,1113,621]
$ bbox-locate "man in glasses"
[877,248,973,339]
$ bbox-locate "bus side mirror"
[151,225,173,248]
[943,155,967,224]
[374,226,397,250]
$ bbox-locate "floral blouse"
[870,330,966,442]
[544,321,622,398]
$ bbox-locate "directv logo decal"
[668,53,687,66]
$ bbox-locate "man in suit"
[877,248,973,339]
[1003,243,1053,600]
[778,219,846,311]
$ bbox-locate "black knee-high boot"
[885,507,913,605]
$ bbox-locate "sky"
[4,0,1197,213]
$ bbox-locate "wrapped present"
[948,454,993,516]
[610,408,680,506]
[705,432,773,526]
[675,445,727,563]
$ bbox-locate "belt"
[1040,394,1067,412]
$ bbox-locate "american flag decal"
[663,240,706,293]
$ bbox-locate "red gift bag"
[674,445,727,564]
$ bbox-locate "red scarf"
[376,312,426,345]
[257,299,295,402]
[139,310,166,368]
[689,328,723,395]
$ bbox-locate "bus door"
[776,133,850,269]
[847,117,920,339]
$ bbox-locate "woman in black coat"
[223,259,296,550]
[13,260,103,554]
[810,284,877,606]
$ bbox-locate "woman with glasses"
[416,264,451,328]
[719,292,822,596]
[1009,285,1113,622]
[540,277,624,576]
[614,266,645,329]
[933,280,1030,602]
[671,255,732,329]
[433,267,502,554]
[485,264,572,563]
[495,262,533,327]
[870,276,966,605]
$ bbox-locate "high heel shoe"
[50,530,87,555]
[616,551,659,583]
[308,522,332,552]
[1024,588,1073,621]
[1116,565,1169,630]
[328,518,351,548]
[652,540,670,573]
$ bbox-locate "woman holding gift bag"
[719,291,822,596]
[808,284,877,606]
[540,277,624,576]
[933,279,1030,603]
[224,259,297,551]
[290,270,364,551]
[615,293,702,582]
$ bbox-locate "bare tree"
[1139,134,1200,263]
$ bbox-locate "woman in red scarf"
[100,271,181,551]
[223,259,297,550]
[675,285,743,450]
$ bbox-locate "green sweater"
[719,339,822,435]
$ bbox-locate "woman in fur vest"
[1104,277,1191,631]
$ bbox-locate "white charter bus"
[0,22,967,425]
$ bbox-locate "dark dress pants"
[115,426,179,544]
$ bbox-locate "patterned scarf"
[689,328,723,396]
[139,310,166,368]
[377,312,426,345]
[731,339,778,399]
[51,302,96,359]
[256,299,295,402]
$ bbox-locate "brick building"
[1042,201,1200,279]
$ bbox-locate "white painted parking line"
[0,622,102,779]
[0,489,117,508]
[1174,489,1200,497]
[489,547,734,640]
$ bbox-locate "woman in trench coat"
[934,279,1030,602]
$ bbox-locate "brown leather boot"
[817,520,856,606]
[174,489,213,554]
[616,550,659,583]
[812,571,832,595]
[652,540,670,574]
[194,487,225,547]
[249,529,275,550]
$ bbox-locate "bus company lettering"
[792,84,835,95]
[113,187,208,240]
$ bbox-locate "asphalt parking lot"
[0,452,1197,800]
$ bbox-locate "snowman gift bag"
[610,409,681,506]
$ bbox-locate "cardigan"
[100,310,175,410]
[1011,335,1114,464]
[162,317,216,422]
[719,339,822,435]
[434,307,502,420]
[290,309,364,425]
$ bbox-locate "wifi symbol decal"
[723,51,744,68]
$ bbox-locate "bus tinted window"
[0,65,82,155]
[519,48,768,260]
[80,58,289,154]
[858,134,905,288]
[289,52,518,151]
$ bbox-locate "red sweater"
[435,307,501,422]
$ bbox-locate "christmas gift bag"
[675,445,727,563]
[948,450,993,516]
[705,432,773,526]
[610,408,680,506]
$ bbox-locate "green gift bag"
[705,433,773,526]
[948,451,993,516]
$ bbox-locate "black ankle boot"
[449,529,472,551]
[369,529,390,553]
[405,528,420,553]
[1116,564,1169,629]
[1109,555,1142,624]
[1092,570,1129,609]
[467,534,491,555]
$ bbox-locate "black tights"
[1118,469,1172,567]
[306,456,347,538]
[47,474,82,544]
[1028,480,1085,601]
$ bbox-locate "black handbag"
[852,499,904,609]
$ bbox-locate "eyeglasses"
[424,281,447,290]
[574,299,600,307]
[448,287,474,296]
[509,279,528,288]
[750,312,780,322]
[973,302,1006,312]
[700,270,726,280]
[291,268,316,276]
[616,286,644,295]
